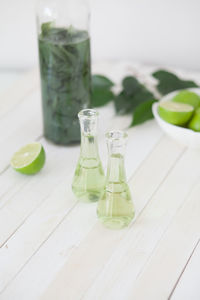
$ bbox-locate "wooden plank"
[0,168,30,209]
[0,104,119,245]
[52,147,200,300]
[3,62,198,299]
[0,69,39,119]
[0,71,23,95]
[0,136,183,300]
[124,180,200,300]
[0,114,162,245]
[0,90,42,173]
[0,89,127,235]
[0,103,113,206]
[1,63,200,300]
[0,137,80,247]
[0,181,77,293]
[170,241,200,300]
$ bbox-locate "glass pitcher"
[36,0,91,145]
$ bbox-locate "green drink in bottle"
[97,131,135,229]
[72,109,105,202]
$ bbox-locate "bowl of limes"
[152,88,200,148]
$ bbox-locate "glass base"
[72,157,105,203]
[72,190,101,203]
[98,215,134,230]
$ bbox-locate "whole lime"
[188,108,200,132]
[172,90,200,109]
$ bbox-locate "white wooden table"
[0,62,200,300]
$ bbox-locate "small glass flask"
[97,130,135,229]
[72,109,105,203]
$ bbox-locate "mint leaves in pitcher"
[38,23,91,145]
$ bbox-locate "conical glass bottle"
[97,130,135,229]
[72,109,105,203]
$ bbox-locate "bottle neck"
[80,133,99,159]
[78,109,99,159]
[106,153,126,183]
[105,130,128,184]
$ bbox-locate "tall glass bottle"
[72,109,105,203]
[36,0,91,145]
[97,131,135,229]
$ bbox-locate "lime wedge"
[172,90,200,109]
[188,108,200,132]
[158,101,194,125]
[11,142,45,174]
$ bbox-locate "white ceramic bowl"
[152,88,200,149]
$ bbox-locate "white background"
[0,0,199,70]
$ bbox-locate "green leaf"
[92,75,114,90]
[115,76,155,115]
[152,70,199,95]
[130,99,157,127]
[114,91,133,115]
[122,76,140,95]
[41,22,52,37]
[91,89,114,107]
[91,74,114,107]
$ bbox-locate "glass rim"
[78,109,99,119]
[106,130,128,141]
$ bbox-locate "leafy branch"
[91,70,199,127]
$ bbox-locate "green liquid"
[38,24,91,145]
[97,154,134,229]
[72,158,105,203]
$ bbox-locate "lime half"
[158,101,194,125]
[188,108,200,132]
[11,142,45,174]
[172,90,200,109]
